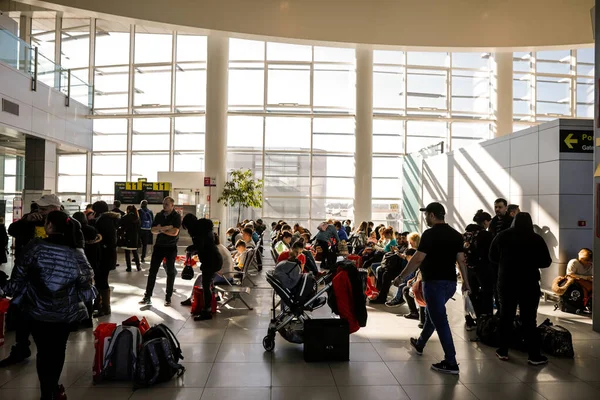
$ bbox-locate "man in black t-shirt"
[397,202,470,375]
[139,197,181,306]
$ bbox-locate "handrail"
[0,28,93,110]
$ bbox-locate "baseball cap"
[35,194,61,208]
[419,202,446,217]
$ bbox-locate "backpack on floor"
[559,282,586,314]
[190,285,217,315]
[93,322,117,383]
[135,338,185,387]
[476,314,501,347]
[102,325,142,381]
[538,319,574,358]
[143,324,184,363]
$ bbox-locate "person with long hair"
[3,211,95,400]
[120,205,141,272]
[462,209,494,331]
[489,212,552,365]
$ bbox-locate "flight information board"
[114,182,171,204]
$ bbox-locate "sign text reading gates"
[559,130,593,153]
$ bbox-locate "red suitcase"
[0,298,9,348]
[190,285,217,315]
[92,322,117,383]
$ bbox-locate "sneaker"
[385,298,405,308]
[0,347,31,368]
[465,315,477,331]
[410,337,424,355]
[126,268,132,272]
[164,299,172,307]
[528,355,548,366]
[418,322,424,329]
[431,360,460,375]
[136,265,142,272]
[404,312,419,320]
[138,297,152,305]
[495,348,509,361]
[194,312,213,321]
[180,298,192,306]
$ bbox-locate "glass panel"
[61,17,90,71]
[536,76,571,116]
[132,153,170,181]
[176,34,207,62]
[312,199,353,222]
[373,156,402,178]
[373,119,404,154]
[95,20,130,66]
[133,67,172,107]
[373,66,404,110]
[58,154,86,175]
[228,68,264,106]
[230,38,265,61]
[132,118,170,151]
[313,118,355,154]
[536,50,571,75]
[267,42,312,61]
[93,135,127,151]
[31,13,57,63]
[372,200,401,230]
[577,78,594,118]
[227,152,263,175]
[313,66,355,109]
[312,177,354,198]
[94,66,129,109]
[452,71,490,114]
[265,117,311,150]
[312,155,355,178]
[264,153,310,197]
[175,65,206,107]
[92,153,126,175]
[577,48,594,64]
[313,47,355,63]
[58,176,86,193]
[174,152,204,172]
[406,121,447,153]
[374,50,404,65]
[227,116,263,151]
[134,32,172,64]
[264,198,310,219]
[452,122,491,139]
[452,53,489,69]
[92,175,125,195]
[373,178,402,199]
[174,116,205,151]
[407,69,447,110]
[452,137,482,151]
[407,52,448,67]
[267,66,310,105]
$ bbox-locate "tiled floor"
[1,252,599,400]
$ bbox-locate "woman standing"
[120,205,141,272]
[3,211,94,400]
[489,212,552,365]
[90,201,120,316]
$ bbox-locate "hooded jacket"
[119,212,140,249]
[187,219,223,274]
[5,236,95,323]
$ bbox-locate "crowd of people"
[0,191,592,396]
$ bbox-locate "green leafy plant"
[217,168,263,223]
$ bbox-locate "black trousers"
[402,285,418,314]
[95,247,116,291]
[202,272,216,312]
[124,249,140,270]
[30,320,70,400]
[145,246,177,300]
[498,283,542,357]
[140,230,152,260]
[11,306,32,354]
[467,265,494,317]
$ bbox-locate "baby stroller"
[262,271,333,351]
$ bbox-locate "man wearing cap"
[396,202,471,375]
[1,194,61,368]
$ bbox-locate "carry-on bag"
[303,318,350,362]
[538,319,574,358]
[190,285,217,315]
[92,322,117,383]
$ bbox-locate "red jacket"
[332,269,360,333]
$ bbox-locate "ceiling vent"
[1,98,19,116]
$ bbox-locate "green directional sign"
[559,130,593,153]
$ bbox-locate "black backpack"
[135,338,185,387]
[143,324,184,363]
[538,319,574,358]
[559,282,586,314]
[102,326,142,381]
[476,314,501,347]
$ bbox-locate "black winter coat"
[464,224,493,269]
[119,212,140,249]
[0,224,8,264]
[5,236,95,323]
[91,212,121,270]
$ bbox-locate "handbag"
[181,254,195,280]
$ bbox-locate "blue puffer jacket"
[5,236,95,323]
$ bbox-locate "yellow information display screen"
[114,181,172,204]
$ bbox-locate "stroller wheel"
[263,335,275,352]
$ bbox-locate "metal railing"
[0,29,93,110]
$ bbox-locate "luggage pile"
[93,316,185,388]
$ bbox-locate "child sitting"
[233,239,247,271]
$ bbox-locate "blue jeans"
[417,280,457,365]
[392,271,415,301]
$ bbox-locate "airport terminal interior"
[1,0,600,399]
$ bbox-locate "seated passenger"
[567,248,593,305]
[274,231,293,254]
[277,242,307,270]
[242,227,256,249]
[226,228,243,250]
[335,220,349,241]
[385,248,417,307]
[233,240,247,270]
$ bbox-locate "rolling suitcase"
[303,318,349,362]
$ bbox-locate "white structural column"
[354,46,373,223]
[205,35,229,232]
[494,52,513,137]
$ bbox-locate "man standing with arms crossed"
[139,197,181,307]
[396,202,470,375]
